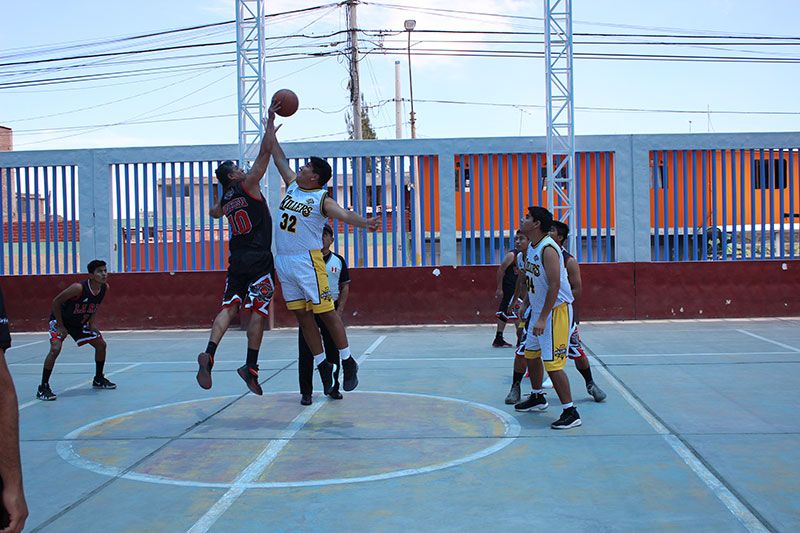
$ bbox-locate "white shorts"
[523,302,572,371]
[275,250,335,313]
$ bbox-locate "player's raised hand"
[365,217,382,232]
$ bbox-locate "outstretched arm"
[323,197,381,231]
[242,110,278,196]
[266,104,296,186]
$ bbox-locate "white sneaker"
[543,376,553,388]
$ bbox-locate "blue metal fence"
[0,165,79,275]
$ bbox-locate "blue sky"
[2,0,800,150]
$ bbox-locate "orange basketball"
[271,89,299,117]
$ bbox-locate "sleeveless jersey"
[275,181,328,255]
[52,280,106,327]
[221,182,272,254]
[523,235,573,315]
[502,250,522,288]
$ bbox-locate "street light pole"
[404,19,417,139]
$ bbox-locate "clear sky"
[2,0,800,151]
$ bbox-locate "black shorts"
[223,251,275,317]
[49,319,101,346]
[496,284,517,321]
[0,287,10,350]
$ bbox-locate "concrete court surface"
[4,317,800,532]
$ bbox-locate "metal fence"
[2,133,800,275]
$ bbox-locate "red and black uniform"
[496,249,522,321]
[49,280,106,346]
[221,181,275,316]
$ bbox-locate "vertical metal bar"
[573,153,582,261]
[477,155,485,265]
[469,154,477,265]
[205,162,214,270]
[768,149,774,259]
[52,167,60,273]
[778,149,785,258]
[701,150,708,260]
[22,168,33,274]
[749,150,756,259]
[409,157,418,266]
[180,162,188,270]
[189,162,197,270]
[132,163,140,271]
[371,156,378,267]
[398,156,406,267]
[142,164,151,271]
[390,157,398,266]
[759,149,766,259]
[361,157,369,267]
[731,150,738,259]
[199,162,207,270]
[151,163,159,271]
[789,150,796,259]
[691,150,699,261]
[43,167,51,273]
[161,163,170,271]
[488,154,496,264]
[710,150,718,259]
[594,153,602,261]
[459,154,466,266]
[505,154,513,253]
[61,166,70,273]
[380,156,388,267]
[429,155,436,264]
[33,167,41,274]
[18,168,28,274]
[5,169,13,275]
[582,153,592,263]
[653,152,660,261]
[12,168,21,275]
[343,158,351,266]
[418,156,426,267]
[171,162,178,270]
[661,151,669,262]
[604,151,612,261]
[69,166,78,273]
[681,151,688,261]
[719,150,727,260]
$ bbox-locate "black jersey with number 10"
[221,182,273,254]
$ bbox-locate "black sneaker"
[196,352,213,390]
[300,394,312,406]
[317,360,334,395]
[237,364,263,395]
[551,407,582,430]
[92,376,117,389]
[492,338,513,348]
[36,383,57,401]
[328,389,343,400]
[587,381,607,402]
[514,393,548,412]
[342,357,359,392]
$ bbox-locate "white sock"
[531,389,543,395]
[313,353,326,366]
[561,402,573,410]
[339,347,352,360]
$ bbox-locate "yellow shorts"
[523,302,571,372]
[275,250,335,314]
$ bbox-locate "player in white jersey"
[512,206,582,429]
[266,106,380,393]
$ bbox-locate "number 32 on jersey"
[279,213,297,233]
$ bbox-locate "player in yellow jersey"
[266,105,380,393]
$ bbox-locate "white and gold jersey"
[523,235,574,315]
[275,181,328,255]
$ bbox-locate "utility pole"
[347,0,362,140]
[395,60,402,139]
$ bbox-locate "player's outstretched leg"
[237,311,266,395]
[197,305,238,390]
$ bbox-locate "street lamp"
[404,19,417,139]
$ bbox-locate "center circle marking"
[57,391,520,489]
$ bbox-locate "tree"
[346,94,377,140]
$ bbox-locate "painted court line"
[18,363,142,411]
[736,329,800,353]
[187,335,387,533]
[586,355,769,533]
[5,340,47,352]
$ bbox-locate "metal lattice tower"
[236,0,267,171]
[544,0,576,253]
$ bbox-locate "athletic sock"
[314,353,326,366]
[561,402,573,410]
[42,367,53,385]
[246,348,259,368]
[95,359,105,379]
[206,341,218,356]
[512,371,524,385]
[531,388,544,395]
[339,347,352,361]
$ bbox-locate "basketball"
[272,89,299,117]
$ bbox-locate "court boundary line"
[584,345,772,533]
[736,329,800,353]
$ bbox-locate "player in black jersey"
[196,115,276,396]
[36,259,113,401]
[493,238,524,347]
[550,221,606,402]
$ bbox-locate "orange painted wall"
[650,150,800,229]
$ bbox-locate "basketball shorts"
[49,319,101,346]
[275,250,335,314]
[223,250,275,316]
[568,324,586,359]
[495,283,518,321]
[523,302,572,372]
[0,288,10,350]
